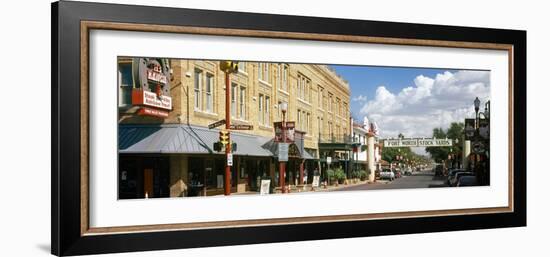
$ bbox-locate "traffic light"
[219,61,239,74]
[219,130,230,146]
[231,142,237,153]
[213,142,222,152]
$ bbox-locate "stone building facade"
[118,57,351,198]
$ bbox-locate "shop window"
[118,63,133,107]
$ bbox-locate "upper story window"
[336,98,341,116]
[296,73,311,102]
[205,73,214,113]
[342,102,348,118]
[277,64,289,92]
[328,93,333,112]
[258,94,271,126]
[283,65,288,91]
[118,62,133,107]
[258,94,264,125]
[194,68,215,113]
[317,86,324,109]
[265,95,271,126]
[194,69,203,110]
[231,83,237,118]
[239,86,246,120]
[258,63,270,83]
[297,73,312,102]
[238,62,247,73]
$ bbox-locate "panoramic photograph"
[117,57,491,199]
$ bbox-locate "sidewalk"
[231,179,393,196]
[280,179,392,194]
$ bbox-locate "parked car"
[404,168,413,176]
[447,169,465,186]
[380,169,395,181]
[451,172,475,186]
[457,176,479,187]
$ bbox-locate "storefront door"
[143,168,153,198]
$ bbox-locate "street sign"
[278,143,289,162]
[229,124,253,130]
[227,153,233,166]
[326,156,332,165]
[208,119,226,129]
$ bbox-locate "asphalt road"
[335,170,447,191]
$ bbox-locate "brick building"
[117,57,351,198]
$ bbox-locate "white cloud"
[351,94,367,102]
[358,70,490,138]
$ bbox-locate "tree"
[425,122,464,163]
[381,133,423,166]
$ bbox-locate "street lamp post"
[279,102,288,193]
[474,96,481,129]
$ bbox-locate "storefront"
[118,155,170,199]
[187,155,272,196]
[118,124,276,198]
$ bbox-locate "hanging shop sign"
[278,143,289,162]
[130,58,173,117]
[479,118,490,140]
[464,118,476,140]
[137,107,169,118]
[274,121,296,143]
[472,139,487,154]
[132,90,172,110]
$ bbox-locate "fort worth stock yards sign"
[383,138,453,147]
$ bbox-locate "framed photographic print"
[51,1,526,256]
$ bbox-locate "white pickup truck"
[379,169,395,181]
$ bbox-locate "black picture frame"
[51,1,526,256]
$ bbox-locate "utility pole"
[220,61,238,196]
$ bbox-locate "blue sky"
[329,65,491,139]
[331,65,453,120]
